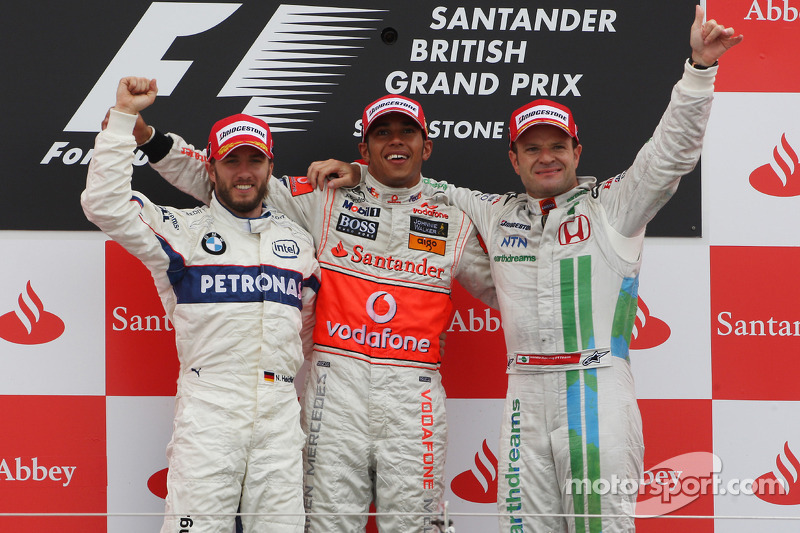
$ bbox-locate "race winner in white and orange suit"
[137,95,497,532]
[83,78,321,533]
[412,11,742,530]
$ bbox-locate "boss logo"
[336,213,379,240]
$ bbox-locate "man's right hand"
[113,77,158,116]
[306,159,362,190]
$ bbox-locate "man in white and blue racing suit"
[82,77,320,533]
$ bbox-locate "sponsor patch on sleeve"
[287,176,314,196]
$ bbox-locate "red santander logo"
[148,467,169,499]
[451,439,498,503]
[0,281,65,345]
[331,241,348,258]
[630,297,671,350]
[750,133,800,197]
[754,441,800,505]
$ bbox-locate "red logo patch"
[450,439,498,504]
[287,176,314,196]
[630,298,671,350]
[0,281,64,345]
[754,441,800,505]
[558,215,591,245]
[749,133,800,197]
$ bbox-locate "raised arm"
[600,5,743,237]
[82,77,160,232]
[690,5,743,67]
[81,77,180,282]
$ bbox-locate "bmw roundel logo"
[202,232,227,255]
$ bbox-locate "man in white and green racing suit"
[348,8,741,532]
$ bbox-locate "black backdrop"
[3,0,700,235]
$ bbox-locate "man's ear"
[422,139,433,162]
[205,160,217,188]
[508,149,521,176]
[358,142,370,163]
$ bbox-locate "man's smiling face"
[359,112,432,189]
[509,124,582,199]
[206,144,271,217]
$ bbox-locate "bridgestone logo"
[218,123,267,142]
[500,220,532,231]
[517,106,568,128]
[367,99,419,121]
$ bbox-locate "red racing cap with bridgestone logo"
[207,114,274,160]
[509,99,579,147]
[362,94,428,140]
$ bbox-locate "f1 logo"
[66,3,242,132]
[65,3,383,133]
[558,214,591,245]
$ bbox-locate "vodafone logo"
[630,297,671,350]
[0,281,65,345]
[450,439,498,504]
[413,202,449,219]
[366,291,397,324]
[750,133,800,197]
[754,441,800,505]
[324,290,431,354]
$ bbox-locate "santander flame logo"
[148,468,169,499]
[749,133,800,197]
[755,441,800,505]
[331,241,348,258]
[630,297,670,350]
[0,281,65,345]
[451,439,499,503]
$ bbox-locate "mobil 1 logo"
[336,213,379,241]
